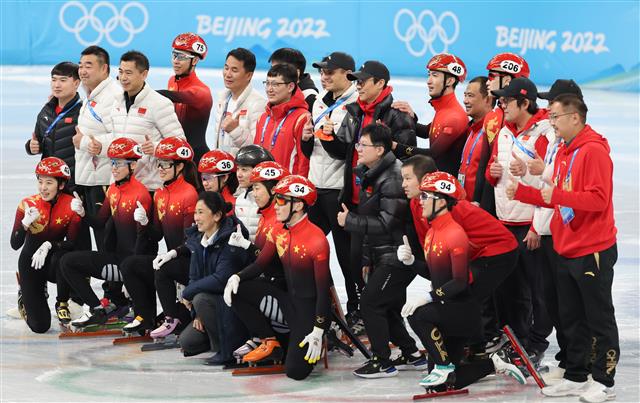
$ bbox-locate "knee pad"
[101,264,123,282]
[259,295,289,333]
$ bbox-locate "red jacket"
[428,92,469,176]
[411,198,517,260]
[254,89,310,176]
[459,117,490,201]
[514,125,616,258]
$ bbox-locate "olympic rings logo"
[59,1,148,47]
[393,9,460,57]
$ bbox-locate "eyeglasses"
[499,97,516,106]
[274,194,297,206]
[419,192,442,201]
[172,50,195,61]
[263,81,291,89]
[548,112,576,122]
[201,173,224,182]
[355,142,379,150]
[157,160,175,170]
[110,159,129,168]
[355,78,371,87]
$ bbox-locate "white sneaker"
[6,307,22,319]
[542,366,565,385]
[580,381,616,403]
[490,352,526,384]
[542,378,590,397]
[68,300,85,321]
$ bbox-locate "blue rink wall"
[1,0,639,90]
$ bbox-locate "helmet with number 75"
[486,53,530,78]
[172,33,208,60]
[419,171,466,201]
[427,53,467,82]
[154,137,194,161]
[199,150,235,174]
[272,175,317,206]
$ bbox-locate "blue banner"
[1,1,638,90]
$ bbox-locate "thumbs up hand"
[133,200,149,226]
[221,113,241,133]
[141,135,155,155]
[87,135,102,156]
[228,223,251,250]
[541,177,555,204]
[301,112,314,141]
[527,150,546,176]
[322,115,335,136]
[509,151,527,177]
[337,203,349,227]
[72,126,84,149]
[70,191,85,217]
[29,132,41,154]
[505,175,519,201]
[21,202,40,229]
[397,235,415,266]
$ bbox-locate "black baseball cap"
[347,60,390,83]
[538,79,583,101]
[491,77,538,100]
[312,52,355,71]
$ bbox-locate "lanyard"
[218,93,232,140]
[260,108,296,149]
[509,132,535,159]
[44,98,82,136]
[313,90,355,126]
[555,148,580,184]
[86,99,102,124]
[545,140,560,165]
[460,128,484,165]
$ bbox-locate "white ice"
[1,66,638,402]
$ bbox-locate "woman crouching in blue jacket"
[179,191,252,365]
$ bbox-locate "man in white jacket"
[111,51,185,191]
[214,48,266,156]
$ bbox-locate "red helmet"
[272,175,317,206]
[419,171,466,200]
[172,33,208,60]
[486,53,530,78]
[154,137,194,161]
[250,161,290,184]
[198,150,235,174]
[107,137,143,160]
[427,53,467,82]
[35,157,71,180]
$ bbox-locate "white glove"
[228,224,251,250]
[401,293,433,318]
[223,274,240,307]
[21,202,40,228]
[153,249,177,270]
[70,191,85,217]
[299,326,324,364]
[133,201,149,226]
[31,241,52,270]
[397,235,415,266]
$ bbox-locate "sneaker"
[67,300,84,321]
[542,378,590,397]
[150,317,180,339]
[580,381,616,403]
[70,307,108,328]
[490,351,526,384]
[391,352,429,371]
[346,311,366,337]
[353,356,398,379]
[419,364,456,387]
[233,338,260,362]
[542,366,566,385]
[55,302,71,324]
[485,333,508,354]
[242,338,283,363]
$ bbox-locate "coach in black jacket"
[337,123,422,378]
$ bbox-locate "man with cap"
[485,77,553,362]
[300,52,360,316]
[321,60,416,332]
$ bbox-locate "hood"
[265,86,308,119]
[564,124,610,154]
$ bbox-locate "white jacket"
[234,187,260,242]
[532,135,559,236]
[308,85,359,189]
[110,84,185,191]
[75,77,122,186]
[494,117,554,223]
[213,85,266,156]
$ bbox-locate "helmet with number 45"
[250,161,290,184]
[272,175,317,206]
[486,52,530,78]
[419,171,466,201]
[154,137,194,161]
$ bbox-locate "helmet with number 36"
[199,150,235,174]
[154,137,194,161]
[419,171,466,200]
[273,175,317,206]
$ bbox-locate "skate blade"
[231,364,285,376]
[140,341,180,352]
[113,334,152,345]
[502,325,546,389]
[59,328,123,338]
[413,388,468,400]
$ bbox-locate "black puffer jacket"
[26,93,82,189]
[320,92,416,205]
[344,151,419,266]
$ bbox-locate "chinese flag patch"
[138,107,147,115]
[239,109,247,116]
[90,101,97,107]
[64,117,73,123]
[443,126,453,134]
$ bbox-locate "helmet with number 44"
[420,171,466,200]
[272,175,317,206]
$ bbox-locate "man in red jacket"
[254,64,310,176]
[508,94,619,402]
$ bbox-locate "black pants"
[232,279,320,380]
[18,246,71,333]
[540,235,567,367]
[495,225,551,352]
[154,256,191,324]
[468,249,518,345]
[557,243,619,387]
[308,189,357,313]
[74,185,105,251]
[60,251,125,309]
[360,255,418,360]
[179,293,220,356]
[120,255,157,325]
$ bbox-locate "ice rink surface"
[0,66,638,402]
